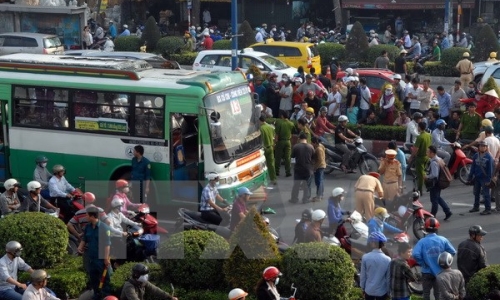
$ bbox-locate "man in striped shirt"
[389,242,417,300]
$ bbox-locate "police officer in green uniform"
[131,145,151,203]
[410,121,432,195]
[297,118,312,143]
[259,116,277,185]
[275,110,295,177]
[78,206,112,300]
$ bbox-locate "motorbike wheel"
[458,163,472,184]
[408,264,423,294]
[324,155,334,174]
[412,216,431,240]
[358,156,379,175]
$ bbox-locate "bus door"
[170,113,202,202]
[0,99,9,182]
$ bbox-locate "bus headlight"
[233,175,238,183]
[219,178,227,185]
[227,176,233,184]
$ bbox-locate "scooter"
[279,283,298,300]
[449,142,473,184]
[322,136,379,175]
[125,225,159,263]
[129,203,168,235]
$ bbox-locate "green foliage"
[481,75,500,97]
[110,262,162,297]
[281,243,357,300]
[421,61,460,77]
[0,212,68,268]
[441,47,471,67]
[213,40,232,50]
[474,24,500,62]
[366,44,400,66]
[114,36,141,52]
[170,52,198,65]
[141,16,161,52]
[348,124,406,141]
[159,230,229,290]
[466,264,500,299]
[345,21,369,62]
[179,290,257,300]
[316,43,346,66]
[347,287,364,300]
[247,65,263,79]
[156,36,184,57]
[238,20,255,49]
[224,207,281,292]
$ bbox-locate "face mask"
[385,91,392,96]
[274,277,280,285]
[40,163,47,168]
[137,274,149,283]
[123,187,130,193]
[215,181,220,187]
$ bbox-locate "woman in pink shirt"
[111,179,141,214]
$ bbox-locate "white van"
[0,33,64,55]
[192,49,297,78]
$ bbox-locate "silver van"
[0,33,64,55]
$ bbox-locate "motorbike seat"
[183,209,206,224]
[322,142,336,152]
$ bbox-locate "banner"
[75,117,128,133]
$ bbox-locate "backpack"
[438,159,453,189]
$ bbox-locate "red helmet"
[103,297,119,300]
[116,179,129,189]
[83,192,96,203]
[424,217,440,231]
[263,266,281,281]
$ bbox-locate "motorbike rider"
[457,225,488,284]
[199,172,230,226]
[0,178,21,216]
[108,198,141,263]
[22,269,59,300]
[48,164,81,223]
[335,115,360,173]
[304,209,326,243]
[21,181,58,213]
[33,155,51,199]
[67,192,110,240]
[111,179,141,215]
[327,187,350,239]
[463,118,492,150]
[121,263,177,300]
[228,288,248,300]
[431,119,454,165]
[229,187,252,231]
[256,266,282,300]
[367,207,403,238]
[293,208,313,244]
[0,241,34,300]
[314,106,336,143]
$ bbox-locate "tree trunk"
[192,0,200,27]
[333,0,342,25]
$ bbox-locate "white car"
[479,64,500,91]
[192,49,298,78]
[473,60,500,83]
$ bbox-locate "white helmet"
[123,24,128,29]
[111,198,124,209]
[228,288,248,300]
[27,181,42,192]
[345,67,353,75]
[293,77,303,84]
[338,115,348,122]
[4,179,20,190]
[312,209,326,221]
[206,172,219,181]
[332,187,345,197]
[485,111,495,119]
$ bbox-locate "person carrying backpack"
[425,145,453,220]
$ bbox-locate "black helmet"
[412,112,423,120]
[35,155,48,164]
[438,251,453,268]
[301,208,313,221]
[469,225,487,236]
[132,263,149,278]
[485,126,494,134]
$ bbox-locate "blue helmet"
[435,119,447,127]
[368,231,387,243]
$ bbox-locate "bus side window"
[135,95,164,138]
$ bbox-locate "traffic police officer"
[259,116,277,185]
[274,110,295,177]
[78,206,112,300]
[131,145,151,203]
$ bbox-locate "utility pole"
[231,0,238,70]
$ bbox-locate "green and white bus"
[0,54,268,206]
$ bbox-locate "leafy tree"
[345,21,369,62]
[474,24,500,62]
[141,16,161,52]
[238,20,255,49]
[481,76,500,98]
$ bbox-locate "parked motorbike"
[322,136,379,175]
[449,142,472,184]
[128,203,168,235]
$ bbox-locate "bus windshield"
[204,85,262,164]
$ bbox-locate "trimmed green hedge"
[366,44,401,66]
[467,264,500,299]
[441,47,471,67]
[114,36,142,52]
[170,52,198,65]
[213,40,232,50]
[317,43,346,66]
[156,36,184,57]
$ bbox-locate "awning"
[341,0,475,9]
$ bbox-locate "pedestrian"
[289,132,314,204]
[456,102,482,141]
[297,118,312,143]
[259,116,277,185]
[456,52,474,89]
[388,141,407,184]
[359,77,372,121]
[457,225,488,284]
[424,145,453,220]
[394,50,408,77]
[436,252,466,300]
[22,269,59,300]
[131,145,151,203]
[0,241,34,300]
[436,86,452,123]
[467,140,494,215]
[449,80,467,113]
[417,79,433,114]
[410,122,431,195]
[274,110,294,177]
[360,232,391,300]
[378,149,403,204]
[279,79,293,113]
[354,172,384,220]
[229,187,252,231]
[82,26,93,49]
[346,77,360,124]
[311,136,326,202]
[374,50,390,69]
[389,242,417,300]
[202,8,211,25]
[304,209,326,242]
[412,218,456,300]
[77,206,112,300]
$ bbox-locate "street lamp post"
[231,0,238,70]
[444,0,450,33]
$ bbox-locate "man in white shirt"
[449,80,467,112]
[327,85,342,121]
[403,30,412,49]
[417,79,433,113]
[484,126,500,163]
[255,30,264,43]
[406,112,423,144]
[407,78,422,115]
[432,119,453,164]
[48,164,78,223]
[358,78,372,121]
[0,241,34,300]
[202,9,211,24]
[22,270,59,300]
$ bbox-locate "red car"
[336,68,396,103]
